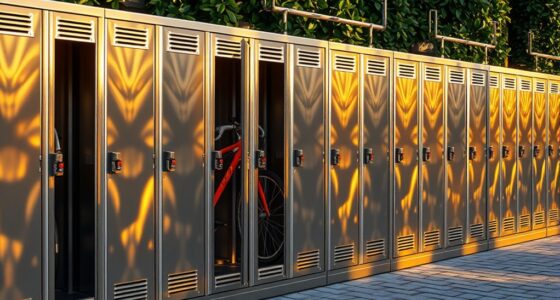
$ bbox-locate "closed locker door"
[330,51,359,268]
[362,56,390,262]
[487,74,501,238]
[0,6,42,300]
[160,27,205,299]
[106,20,155,299]
[393,60,419,257]
[533,80,547,229]
[420,64,444,252]
[518,78,533,232]
[467,70,487,243]
[501,76,517,235]
[446,67,467,247]
[292,45,325,276]
[548,82,560,227]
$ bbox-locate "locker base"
[547,224,560,236]
[327,259,391,284]
[488,228,547,249]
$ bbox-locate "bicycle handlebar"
[215,124,265,141]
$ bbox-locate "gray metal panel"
[517,77,532,232]
[548,81,560,226]
[0,5,42,299]
[488,73,501,238]
[292,45,325,276]
[362,55,390,262]
[501,76,518,235]
[105,19,155,299]
[533,80,547,229]
[160,27,205,299]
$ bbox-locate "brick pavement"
[273,236,560,299]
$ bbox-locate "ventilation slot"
[448,226,463,243]
[334,55,356,72]
[214,272,241,288]
[534,211,545,226]
[365,239,385,257]
[549,209,559,225]
[503,78,516,90]
[423,230,440,248]
[469,223,484,239]
[114,279,148,300]
[397,63,415,79]
[367,59,386,76]
[471,72,486,86]
[168,270,197,296]
[333,244,355,263]
[489,75,499,88]
[259,45,284,63]
[215,38,241,59]
[258,265,284,280]
[520,214,531,229]
[113,25,148,49]
[535,82,545,93]
[167,32,199,55]
[551,83,559,94]
[55,17,94,43]
[520,80,531,91]
[396,234,415,252]
[449,70,465,84]
[503,217,515,232]
[0,11,33,37]
[297,49,321,68]
[296,249,320,271]
[424,66,441,82]
[488,220,498,234]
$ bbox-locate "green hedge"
[60,0,560,74]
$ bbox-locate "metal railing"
[528,31,560,70]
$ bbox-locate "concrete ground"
[272,236,560,299]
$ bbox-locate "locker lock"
[294,149,304,167]
[211,151,224,171]
[468,146,477,161]
[395,148,404,164]
[548,145,554,157]
[255,150,267,170]
[331,148,341,166]
[447,146,455,161]
[364,148,374,164]
[518,145,526,158]
[108,152,122,175]
[533,145,540,158]
[163,151,176,172]
[502,146,510,159]
[49,152,64,177]
[422,147,431,162]
[488,146,495,160]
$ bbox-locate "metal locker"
[393,60,419,257]
[105,19,155,299]
[517,77,533,232]
[467,70,488,242]
[533,80,547,229]
[291,45,325,277]
[362,55,390,263]
[487,73,501,238]
[501,75,518,235]
[548,81,560,227]
[0,5,43,300]
[159,27,205,299]
[420,63,445,252]
[329,50,360,269]
[446,67,467,247]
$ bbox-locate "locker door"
[501,76,518,235]
[0,6,42,300]
[518,77,533,232]
[362,56,390,262]
[487,74,501,238]
[533,80,547,229]
[106,20,155,299]
[420,64,444,252]
[393,60,419,257]
[446,67,467,247]
[467,70,487,243]
[160,27,205,299]
[291,45,325,277]
[548,82,560,227]
[330,51,359,269]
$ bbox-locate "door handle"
[49,152,64,177]
[502,145,510,159]
[294,149,304,167]
[447,146,455,161]
[518,145,526,158]
[255,150,266,170]
[108,152,122,175]
[533,145,540,158]
[422,147,431,162]
[468,146,477,161]
[488,146,494,160]
[548,145,554,157]
[163,151,176,172]
[364,148,374,164]
[211,150,224,171]
[395,148,404,164]
[331,148,340,166]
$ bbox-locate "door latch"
[331,148,340,166]
[488,146,494,160]
[395,148,404,164]
[548,145,554,157]
[108,152,122,175]
[422,147,431,162]
[364,148,374,164]
[211,150,224,171]
[255,150,266,170]
[163,151,176,172]
[49,152,64,177]
[533,145,540,158]
[468,146,477,161]
[447,146,455,161]
[294,149,304,167]
[502,145,510,159]
[519,145,526,158]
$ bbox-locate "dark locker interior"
[54,40,96,299]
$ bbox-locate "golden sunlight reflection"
[16,115,41,148]
[502,88,517,217]
[0,147,28,183]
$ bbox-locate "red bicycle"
[213,122,285,263]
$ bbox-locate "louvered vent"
[113,25,148,49]
[424,66,441,82]
[423,230,440,248]
[449,70,465,84]
[549,209,559,225]
[214,272,241,288]
[296,249,320,271]
[168,270,197,296]
[365,239,385,257]
[397,63,415,79]
[259,45,284,63]
[520,79,531,91]
[55,17,94,43]
[448,226,463,243]
[215,38,241,58]
[489,75,499,88]
[535,82,545,93]
[503,217,515,232]
[114,279,148,300]
[534,211,545,226]
[503,78,516,90]
[488,220,498,235]
[471,72,486,86]
[0,11,33,37]
[334,55,356,73]
[167,32,199,55]
[520,214,531,229]
[551,83,559,94]
[297,49,321,68]
[333,244,355,263]
[469,223,485,239]
[367,59,386,76]
[258,265,284,280]
[396,234,415,252]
